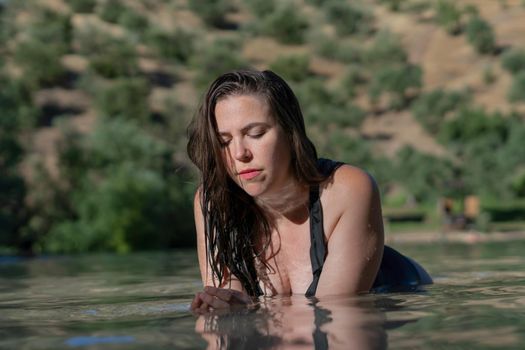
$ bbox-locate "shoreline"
[386,230,525,244]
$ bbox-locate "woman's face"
[214,94,293,198]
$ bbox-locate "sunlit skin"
[191,94,385,312]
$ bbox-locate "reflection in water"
[3,243,525,348]
[195,295,403,350]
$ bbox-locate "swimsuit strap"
[305,159,344,297]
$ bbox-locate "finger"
[205,286,232,302]
[200,292,230,309]
[190,293,203,311]
[198,301,210,313]
[229,290,252,304]
[204,287,251,305]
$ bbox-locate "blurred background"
[1,0,525,256]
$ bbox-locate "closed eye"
[247,127,267,139]
[219,138,231,147]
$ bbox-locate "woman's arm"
[315,166,384,296]
[191,189,251,311]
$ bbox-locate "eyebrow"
[218,122,270,136]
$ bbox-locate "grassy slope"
[17,0,525,179]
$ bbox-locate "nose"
[233,138,252,161]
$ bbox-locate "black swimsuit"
[304,159,432,297]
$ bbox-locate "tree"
[42,119,195,253]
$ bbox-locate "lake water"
[1,240,525,349]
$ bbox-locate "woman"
[188,70,431,311]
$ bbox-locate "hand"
[190,286,252,313]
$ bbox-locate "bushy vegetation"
[269,55,310,83]
[193,38,249,88]
[465,15,496,54]
[501,48,525,74]
[257,4,309,44]
[12,8,72,88]
[322,0,373,36]
[69,0,96,13]
[89,40,139,79]
[393,146,456,202]
[508,71,525,102]
[1,0,525,254]
[411,89,471,134]
[435,0,463,35]
[42,120,195,253]
[94,78,151,122]
[439,109,525,198]
[97,0,128,24]
[369,63,422,108]
[245,0,275,17]
[0,77,30,253]
[189,0,233,28]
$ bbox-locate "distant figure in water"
[187,70,432,311]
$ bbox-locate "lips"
[238,169,262,180]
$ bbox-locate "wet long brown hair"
[187,70,323,296]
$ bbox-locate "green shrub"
[95,78,151,122]
[323,0,373,36]
[482,64,496,85]
[465,15,496,54]
[189,0,232,28]
[14,40,67,88]
[88,39,139,78]
[312,34,363,64]
[259,4,309,44]
[69,0,97,13]
[193,38,249,88]
[27,9,72,54]
[118,8,150,33]
[269,55,310,83]
[98,0,127,24]
[369,63,422,108]
[435,0,463,35]
[295,79,365,128]
[245,0,275,17]
[501,48,525,74]
[394,146,456,202]
[438,107,507,146]
[508,71,525,102]
[340,65,367,97]
[364,30,407,66]
[305,103,365,128]
[147,27,195,63]
[0,75,30,253]
[379,0,405,12]
[44,119,195,253]
[411,89,470,134]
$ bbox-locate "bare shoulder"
[321,164,379,208]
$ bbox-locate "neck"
[255,179,310,224]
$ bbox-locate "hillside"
[2,0,525,253]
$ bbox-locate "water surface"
[1,240,525,349]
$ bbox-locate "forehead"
[214,94,274,130]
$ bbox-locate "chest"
[258,204,339,295]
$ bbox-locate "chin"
[241,185,266,198]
